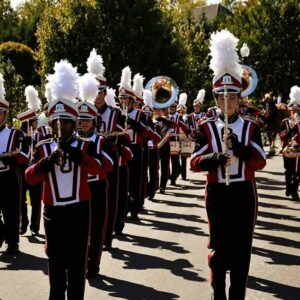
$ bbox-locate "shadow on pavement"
[258,170,284,176]
[0,251,47,274]
[256,219,300,233]
[88,275,180,299]
[252,246,300,266]
[256,176,285,186]
[254,232,300,249]
[138,218,208,237]
[143,209,206,224]
[257,210,300,223]
[258,201,300,211]
[116,233,189,254]
[150,198,204,209]
[110,248,206,282]
[248,275,300,300]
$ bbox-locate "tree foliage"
[0,0,19,43]
[223,0,300,101]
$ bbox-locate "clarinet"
[224,85,230,186]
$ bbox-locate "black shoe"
[159,188,165,194]
[5,244,20,254]
[31,230,40,237]
[170,181,176,186]
[19,227,27,235]
[291,192,299,200]
[286,189,291,197]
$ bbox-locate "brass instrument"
[145,76,178,109]
[282,144,300,158]
[224,85,230,186]
[241,65,258,98]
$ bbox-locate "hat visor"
[50,113,77,121]
[213,86,241,94]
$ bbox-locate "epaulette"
[35,138,54,148]
[241,115,258,125]
[200,116,217,125]
[76,136,90,142]
[110,106,121,113]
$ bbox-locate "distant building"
[192,4,231,21]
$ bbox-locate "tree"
[0,0,19,43]
[37,0,187,91]
[0,56,26,124]
[223,0,300,101]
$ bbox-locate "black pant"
[147,148,159,199]
[28,183,42,232]
[44,201,90,300]
[283,157,299,195]
[88,180,108,272]
[140,145,149,208]
[0,170,22,246]
[115,165,129,233]
[159,142,170,190]
[206,181,257,300]
[180,155,187,179]
[105,154,119,247]
[128,144,143,216]
[170,154,180,183]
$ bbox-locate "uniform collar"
[219,112,239,124]
[98,103,108,114]
[0,124,6,132]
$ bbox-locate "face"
[169,105,177,113]
[193,104,201,113]
[0,111,6,125]
[94,90,106,109]
[217,93,239,117]
[119,96,133,110]
[52,118,75,141]
[31,119,38,130]
[78,119,94,133]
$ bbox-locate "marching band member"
[177,93,189,180]
[169,99,190,186]
[77,73,113,278]
[187,89,206,139]
[87,49,127,249]
[18,86,42,236]
[143,90,161,200]
[119,67,149,219]
[25,61,101,300]
[190,30,266,300]
[0,73,30,254]
[281,86,300,200]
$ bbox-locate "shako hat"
[87,49,107,90]
[77,73,98,119]
[209,29,243,94]
[47,60,79,121]
[118,66,135,99]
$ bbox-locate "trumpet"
[223,85,230,186]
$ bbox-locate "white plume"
[178,93,187,107]
[0,73,6,102]
[78,73,99,104]
[143,89,153,108]
[196,89,205,104]
[209,29,243,77]
[25,85,41,111]
[105,88,117,108]
[119,66,132,90]
[47,60,79,102]
[289,86,300,102]
[133,73,144,97]
[87,48,105,77]
[44,82,52,104]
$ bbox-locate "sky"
[10,0,221,9]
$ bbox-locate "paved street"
[0,154,300,300]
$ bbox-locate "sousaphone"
[241,64,258,97]
[145,76,178,109]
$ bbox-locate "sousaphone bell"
[145,76,178,109]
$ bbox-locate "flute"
[223,85,230,186]
[56,117,65,166]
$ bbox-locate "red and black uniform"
[115,145,133,234]
[191,113,266,299]
[281,117,300,199]
[97,103,125,247]
[187,111,206,137]
[0,125,30,250]
[25,135,101,300]
[169,111,190,185]
[127,108,149,218]
[78,129,113,277]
